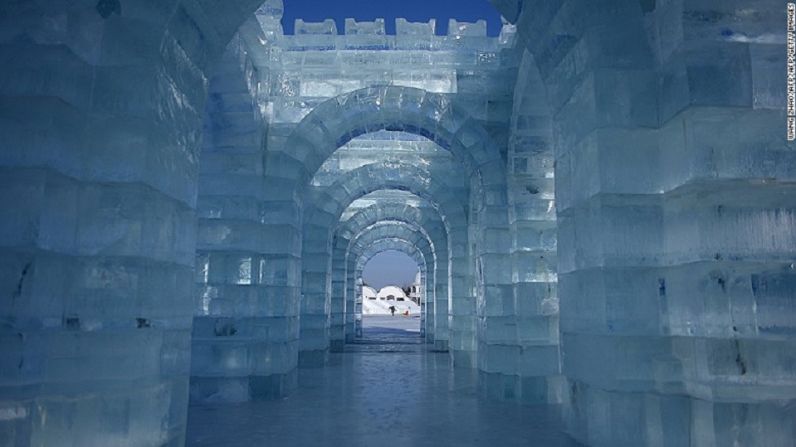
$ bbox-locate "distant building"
[376,285,408,302]
[362,285,420,315]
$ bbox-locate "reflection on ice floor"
[186,317,581,447]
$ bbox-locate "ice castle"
[1,0,794,445]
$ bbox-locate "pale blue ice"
[0,0,794,446]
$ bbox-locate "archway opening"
[360,250,422,340]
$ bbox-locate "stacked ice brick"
[335,190,447,344]
[190,35,299,402]
[496,0,796,444]
[478,48,562,403]
[0,0,227,444]
[650,1,795,444]
[301,134,466,360]
[256,16,515,124]
[250,13,517,365]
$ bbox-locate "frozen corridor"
[3,1,794,445]
[186,317,581,446]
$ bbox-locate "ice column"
[329,240,349,349]
[0,2,213,444]
[190,38,297,402]
[479,49,562,403]
[496,0,796,444]
[652,1,796,445]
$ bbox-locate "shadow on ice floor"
[186,316,582,446]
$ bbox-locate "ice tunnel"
[0,0,794,445]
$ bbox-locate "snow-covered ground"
[362,297,420,315]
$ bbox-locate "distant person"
[389,305,396,316]
[403,309,410,317]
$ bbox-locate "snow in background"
[362,285,421,315]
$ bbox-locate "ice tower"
[0,0,793,446]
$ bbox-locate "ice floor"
[186,316,581,446]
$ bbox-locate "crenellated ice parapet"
[289,19,338,50]
[295,19,338,35]
[448,19,487,37]
[343,19,389,50]
[396,18,437,36]
[250,15,517,123]
[395,18,436,50]
[265,17,510,53]
[345,18,386,35]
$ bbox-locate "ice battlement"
[293,18,490,37]
[256,17,515,51]
[253,0,514,44]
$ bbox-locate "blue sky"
[282,0,503,36]
[362,250,420,289]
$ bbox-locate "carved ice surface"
[0,1,793,446]
[186,9,520,405]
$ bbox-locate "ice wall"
[252,16,516,123]
[650,2,795,444]
[496,0,796,444]
[190,37,298,403]
[0,1,226,443]
[478,49,561,404]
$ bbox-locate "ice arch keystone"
[349,221,435,262]
[355,239,428,289]
[338,201,449,243]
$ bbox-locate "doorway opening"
[358,250,423,342]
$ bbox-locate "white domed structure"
[362,285,421,315]
[376,285,408,302]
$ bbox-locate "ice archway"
[300,159,470,361]
[347,221,436,333]
[354,240,429,334]
[333,197,448,342]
